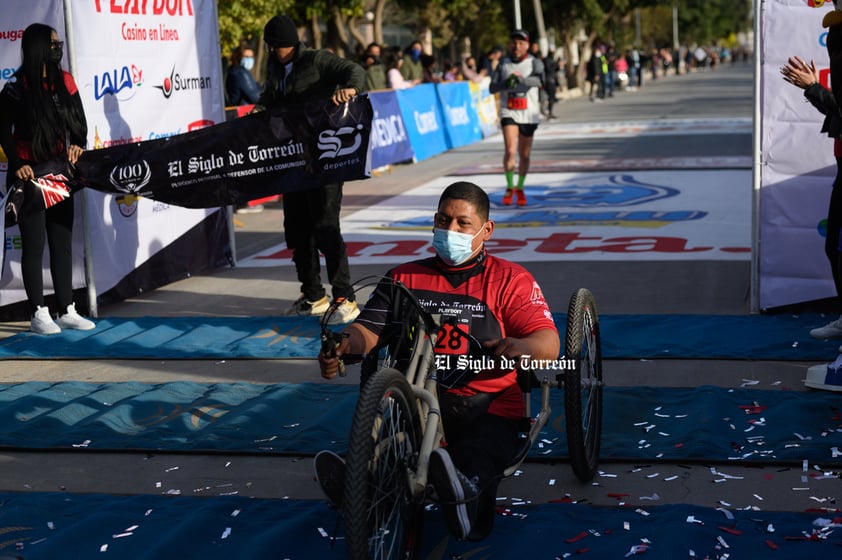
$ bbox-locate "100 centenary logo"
[109,161,152,194]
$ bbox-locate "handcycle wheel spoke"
[343,369,424,560]
[563,288,604,483]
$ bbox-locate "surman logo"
[317,124,364,159]
[155,67,212,99]
[109,161,151,193]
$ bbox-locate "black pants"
[442,396,521,541]
[826,160,842,300]
[18,193,75,315]
[282,182,353,301]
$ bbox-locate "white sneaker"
[809,316,842,339]
[55,303,96,331]
[327,298,360,325]
[31,306,60,335]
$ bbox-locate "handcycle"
[320,277,603,560]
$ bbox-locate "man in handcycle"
[317,181,560,541]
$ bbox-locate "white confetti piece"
[100,544,108,552]
[753,494,764,501]
[318,527,329,538]
[623,521,630,531]
[231,509,241,517]
[548,479,556,486]
[165,466,179,472]
[47,521,54,530]
[221,527,231,539]
[635,508,650,516]
[664,475,679,481]
[72,440,91,448]
[639,493,660,501]
[112,532,133,539]
[686,515,703,525]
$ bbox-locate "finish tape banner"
[75,96,373,208]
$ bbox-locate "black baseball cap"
[510,29,529,42]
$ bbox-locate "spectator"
[258,15,365,324]
[401,40,424,82]
[421,54,441,83]
[362,42,387,91]
[481,45,504,76]
[225,42,261,106]
[543,48,560,118]
[461,55,483,83]
[385,47,418,89]
[781,8,842,343]
[0,23,95,334]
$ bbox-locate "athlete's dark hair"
[18,23,86,161]
[439,181,490,221]
[828,22,842,109]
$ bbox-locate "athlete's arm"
[483,328,560,362]
[318,322,379,380]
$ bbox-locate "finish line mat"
[0,313,840,360]
[1,492,838,559]
[0,382,839,464]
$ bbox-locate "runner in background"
[489,29,544,206]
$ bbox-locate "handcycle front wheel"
[563,288,604,483]
[343,368,425,560]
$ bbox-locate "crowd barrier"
[226,79,500,171]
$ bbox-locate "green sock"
[517,174,526,189]
[505,171,514,189]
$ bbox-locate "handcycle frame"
[323,277,603,559]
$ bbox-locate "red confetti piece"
[565,532,589,543]
[674,443,684,448]
[763,474,774,480]
[607,493,631,499]
[765,540,779,550]
[739,405,766,414]
[575,548,590,554]
[719,526,742,536]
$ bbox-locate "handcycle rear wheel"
[343,368,425,560]
[563,288,603,483]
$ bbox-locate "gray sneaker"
[55,303,95,331]
[428,448,478,540]
[810,317,842,339]
[284,295,330,317]
[30,306,60,335]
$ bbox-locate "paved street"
[3,59,836,556]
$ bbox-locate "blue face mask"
[432,227,483,266]
[411,48,422,62]
[241,57,254,71]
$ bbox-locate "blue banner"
[395,84,449,162]
[436,82,483,149]
[368,91,414,168]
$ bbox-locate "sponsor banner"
[368,90,413,169]
[760,0,837,308]
[469,79,500,138]
[67,0,227,301]
[395,84,449,162]
[436,81,483,149]
[75,97,373,207]
[239,169,751,267]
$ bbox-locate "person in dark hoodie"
[257,15,366,324]
[780,3,842,342]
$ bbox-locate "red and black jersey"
[357,250,557,419]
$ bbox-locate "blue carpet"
[0,313,839,360]
[0,492,837,559]
[0,382,839,463]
